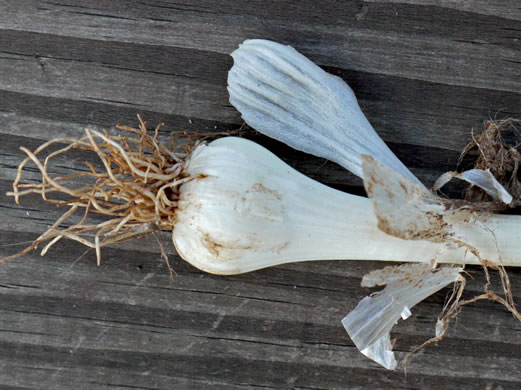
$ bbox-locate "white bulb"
[172,137,468,275]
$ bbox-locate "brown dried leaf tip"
[2,116,196,274]
[459,119,521,203]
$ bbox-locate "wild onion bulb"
[6,124,520,370]
[7,126,521,273]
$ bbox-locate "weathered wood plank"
[0,1,519,91]
[1,243,520,389]
[366,0,521,21]
[1,241,521,387]
[0,53,232,121]
[0,1,520,389]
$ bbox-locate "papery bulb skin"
[227,39,422,186]
[172,137,456,275]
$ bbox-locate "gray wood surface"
[1,1,520,389]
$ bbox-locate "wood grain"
[0,1,520,389]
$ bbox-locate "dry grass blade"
[1,116,194,272]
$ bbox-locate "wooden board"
[0,1,520,388]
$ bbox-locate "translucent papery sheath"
[342,263,463,370]
[434,168,513,204]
